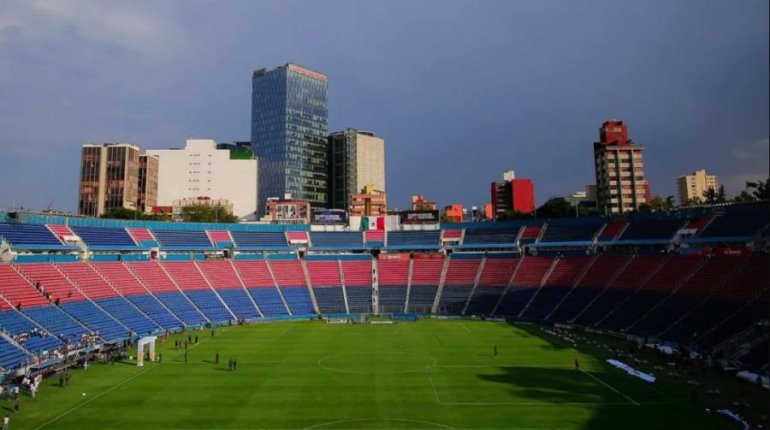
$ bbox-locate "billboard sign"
[312,209,347,225]
[400,210,439,224]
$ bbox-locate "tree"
[644,195,674,212]
[101,208,162,221]
[733,190,755,203]
[180,205,237,223]
[535,198,586,218]
[746,179,769,200]
[703,187,718,204]
[497,210,533,221]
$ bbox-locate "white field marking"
[434,364,570,368]
[305,417,456,429]
[317,351,437,374]
[459,322,472,333]
[580,369,640,406]
[35,328,229,430]
[426,369,441,404]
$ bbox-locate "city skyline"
[0,0,768,213]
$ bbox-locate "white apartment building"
[146,139,258,218]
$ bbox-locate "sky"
[0,0,768,212]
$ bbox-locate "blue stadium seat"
[230,231,288,249]
[0,337,31,370]
[94,297,161,335]
[279,286,314,315]
[22,305,90,344]
[345,286,372,313]
[217,289,260,320]
[0,223,61,247]
[153,292,208,326]
[387,231,440,247]
[153,230,212,248]
[313,287,347,314]
[184,290,233,323]
[71,226,136,248]
[310,232,363,248]
[248,288,289,317]
[124,294,184,330]
[406,286,437,313]
[378,286,407,313]
[0,310,62,354]
[60,301,129,341]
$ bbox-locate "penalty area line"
[426,369,441,405]
[580,369,640,406]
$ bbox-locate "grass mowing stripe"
[34,327,229,430]
[580,369,640,406]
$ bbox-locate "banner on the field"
[399,210,439,224]
[312,209,347,225]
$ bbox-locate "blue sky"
[0,0,767,212]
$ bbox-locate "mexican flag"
[360,216,385,231]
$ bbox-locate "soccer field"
[13,320,741,429]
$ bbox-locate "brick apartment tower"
[593,120,649,214]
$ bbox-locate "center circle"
[317,351,437,374]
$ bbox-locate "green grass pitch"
[9,320,749,429]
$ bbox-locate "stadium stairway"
[544,255,598,321]
[464,256,518,316]
[407,257,443,313]
[93,262,184,330]
[232,260,291,318]
[162,261,236,323]
[197,260,262,321]
[126,262,209,327]
[519,256,588,321]
[342,259,373,313]
[17,264,130,341]
[492,256,553,318]
[377,257,409,314]
[305,260,345,314]
[58,263,162,336]
[436,256,481,315]
[272,259,317,315]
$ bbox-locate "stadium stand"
[152,230,212,249]
[70,226,136,248]
[0,222,64,247]
[494,256,553,317]
[342,259,373,313]
[232,260,290,317]
[306,260,346,314]
[407,256,444,313]
[230,231,288,249]
[387,231,440,248]
[437,255,481,314]
[465,255,517,316]
[309,232,363,249]
[198,260,260,320]
[520,256,590,320]
[127,262,208,326]
[377,257,410,313]
[0,202,767,374]
[162,262,234,322]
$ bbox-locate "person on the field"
[574,358,580,371]
[13,398,19,413]
[233,358,237,371]
[195,335,199,344]
[3,414,9,430]
[494,345,498,356]
[215,352,219,364]
[184,351,188,363]
[228,358,233,371]
[211,329,215,338]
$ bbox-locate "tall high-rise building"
[78,143,152,217]
[137,154,158,213]
[490,170,535,219]
[328,128,385,211]
[677,169,719,205]
[251,63,329,215]
[146,139,258,218]
[593,120,649,214]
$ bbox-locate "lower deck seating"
[0,310,61,353]
[279,287,314,315]
[125,295,183,330]
[345,286,372,313]
[22,306,89,344]
[217,289,260,320]
[437,286,473,314]
[248,288,289,317]
[0,337,31,370]
[184,290,233,323]
[493,287,538,317]
[519,287,571,321]
[406,285,437,313]
[465,286,506,316]
[313,286,346,314]
[153,292,208,326]
[94,297,160,335]
[60,301,128,341]
[378,286,407,313]
[547,288,603,323]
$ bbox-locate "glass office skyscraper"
[251,63,329,215]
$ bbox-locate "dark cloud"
[0,0,767,211]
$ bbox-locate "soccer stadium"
[0,202,767,429]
